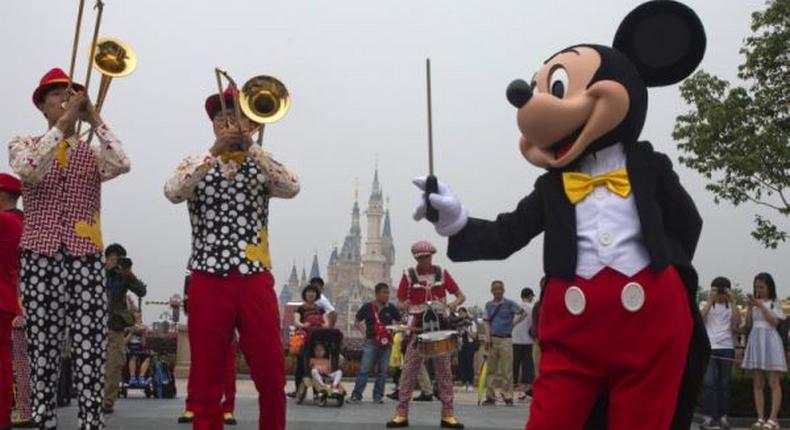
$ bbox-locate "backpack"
[151,359,176,399]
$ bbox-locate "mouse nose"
[506,79,533,108]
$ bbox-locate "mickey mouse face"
[509,46,630,169]
[507,0,706,169]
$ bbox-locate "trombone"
[214,68,290,145]
[65,0,137,138]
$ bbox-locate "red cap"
[411,240,437,258]
[0,173,22,196]
[32,68,84,106]
[205,87,238,121]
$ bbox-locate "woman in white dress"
[742,272,787,430]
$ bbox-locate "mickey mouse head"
[506,0,706,169]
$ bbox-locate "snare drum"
[416,330,459,358]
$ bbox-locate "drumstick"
[424,58,440,223]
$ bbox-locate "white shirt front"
[512,301,534,345]
[574,143,651,279]
[751,300,786,329]
[316,295,335,314]
[705,303,735,350]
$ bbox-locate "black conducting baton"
[425,58,439,223]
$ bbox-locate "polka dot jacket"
[164,145,300,275]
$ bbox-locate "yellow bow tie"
[55,140,70,168]
[562,168,631,204]
[220,151,246,164]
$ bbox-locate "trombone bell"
[239,75,290,124]
[92,37,137,78]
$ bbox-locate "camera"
[119,257,133,269]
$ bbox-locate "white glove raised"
[412,176,468,237]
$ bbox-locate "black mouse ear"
[613,0,706,87]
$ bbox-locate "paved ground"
[51,379,721,429]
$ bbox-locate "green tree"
[673,0,790,248]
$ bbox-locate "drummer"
[387,240,466,429]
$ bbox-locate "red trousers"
[527,267,692,430]
[188,269,285,430]
[0,312,13,429]
[186,339,237,414]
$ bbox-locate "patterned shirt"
[164,145,299,275]
[8,125,130,256]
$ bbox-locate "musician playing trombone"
[7,67,130,430]
[164,86,300,430]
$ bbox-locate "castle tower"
[327,244,339,286]
[338,186,363,286]
[362,167,387,284]
[381,202,395,284]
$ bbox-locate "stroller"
[295,328,346,407]
[119,350,154,399]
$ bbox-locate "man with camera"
[700,276,740,430]
[102,243,147,414]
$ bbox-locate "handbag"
[372,304,393,348]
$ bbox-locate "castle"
[279,168,395,338]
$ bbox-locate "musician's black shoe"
[286,391,297,399]
[504,398,514,406]
[413,393,433,401]
[223,413,237,425]
[386,415,409,428]
[386,390,399,400]
[177,411,194,424]
[440,417,464,428]
[481,398,496,406]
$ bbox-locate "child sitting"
[126,310,151,386]
[309,343,342,393]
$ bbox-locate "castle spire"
[309,252,321,280]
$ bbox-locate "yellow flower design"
[245,228,272,269]
[55,140,70,168]
[74,212,104,249]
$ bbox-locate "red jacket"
[0,209,23,316]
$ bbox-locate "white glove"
[412,176,468,237]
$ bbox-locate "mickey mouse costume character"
[414,2,709,429]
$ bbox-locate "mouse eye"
[548,67,569,98]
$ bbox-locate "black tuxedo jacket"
[447,140,708,430]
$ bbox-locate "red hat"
[0,173,22,196]
[32,68,84,106]
[411,240,437,258]
[205,87,238,121]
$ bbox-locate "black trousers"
[512,343,534,385]
[294,353,305,387]
[457,343,475,385]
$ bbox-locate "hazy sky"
[2,0,787,323]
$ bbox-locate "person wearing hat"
[7,68,130,430]
[387,240,466,429]
[164,86,299,430]
[0,173,23,430]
